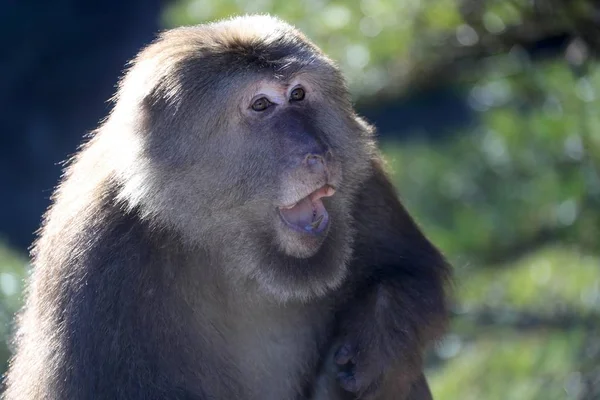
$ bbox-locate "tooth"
[283,202,297,209]
[306,215,324,231]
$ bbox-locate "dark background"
[1,0,599,398]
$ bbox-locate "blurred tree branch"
[454,307,600,331]
[387,0,600,95]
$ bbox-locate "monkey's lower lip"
[278,185,335,235]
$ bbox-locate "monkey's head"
[107,15,376,301]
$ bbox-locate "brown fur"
[4,15,450,400]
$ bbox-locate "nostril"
[305,154,324,166]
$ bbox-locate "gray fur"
[4,15,449,400]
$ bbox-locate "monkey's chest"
[229,305,332,400]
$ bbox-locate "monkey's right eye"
[251,97,272,112]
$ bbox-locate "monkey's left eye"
[251,97,272,112]
[290,87,305,102]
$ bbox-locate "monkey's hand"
[334,341,391,399]
[332,282,443,400]
[332,290,401,399]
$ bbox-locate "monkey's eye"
[251,97,272,112]
[290,87,305,102]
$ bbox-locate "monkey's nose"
[304,153,327,173]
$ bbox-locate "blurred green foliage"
[1,0,598,399]
[384,60,600,264]
[0,243,27,374]
[429,247,599,400]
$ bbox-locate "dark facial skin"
[3,15,450,400]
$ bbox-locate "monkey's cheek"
[274,217,330,259]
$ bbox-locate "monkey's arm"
[7,200,212,400]
[333,159,450,399]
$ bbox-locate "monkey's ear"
[354,116,377,138]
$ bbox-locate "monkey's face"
[235,80,345,260]
[114,17,375,300]
[201,74,372,299]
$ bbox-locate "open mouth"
[278,185,336,234]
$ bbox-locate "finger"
[337,371,359,393]
[334,343,355,366]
